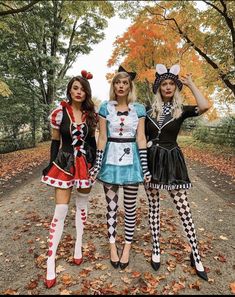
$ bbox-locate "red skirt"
[41,154,92,189]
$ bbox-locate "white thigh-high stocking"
[47,204,68,280]
[74,192,89,259]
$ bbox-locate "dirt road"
[0,165,234,295]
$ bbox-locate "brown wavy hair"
[66,76,97,133]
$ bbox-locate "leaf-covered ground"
[179,135,235,179]
[0,142,49,182]
[0,137,234,295]
[0,172,234,295]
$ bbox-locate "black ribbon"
[117,111,129,116]
[118,65,136,80]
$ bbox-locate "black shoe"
[150,258,160,271]
[190,252,208,281]
[110,259,120,269]
[119,261,129,270]
[110,245,119,269]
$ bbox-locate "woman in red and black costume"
[41,70,97,288]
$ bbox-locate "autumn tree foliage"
[112,0,234,107]
[107,12,214,112]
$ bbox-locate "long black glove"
[42,139,60,176]
[139,148,152,181]
[89,149,104,180]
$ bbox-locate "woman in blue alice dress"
[90,66,151,270]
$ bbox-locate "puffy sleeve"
[135,103,146,118]
[182,105,199,119]
[49,105,63,129]
[98,101,108,119]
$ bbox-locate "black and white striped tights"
[103,184,139,244]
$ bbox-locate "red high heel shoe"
[73,257,83,265]
[45,277,56,289]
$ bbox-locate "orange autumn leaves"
[107,6,214,109]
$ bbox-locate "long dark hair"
[66,76,97,132]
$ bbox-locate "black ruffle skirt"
[147,145,192,190]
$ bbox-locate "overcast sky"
[68,16,132,102]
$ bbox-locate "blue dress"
[97,100,146,186]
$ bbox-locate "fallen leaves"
[0,142,49,180]
[230,282,235,294]
[219,235,229,241]
[182,142,235,179]
[213,253,227,263]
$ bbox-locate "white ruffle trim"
[146,183,192,190]
[41,176,92,189]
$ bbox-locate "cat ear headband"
[153,64,183,94]
[118,65,136,81]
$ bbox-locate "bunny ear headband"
[152,64,183,94]
[118,65,137,81]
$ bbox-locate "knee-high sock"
[74,192,89,259]
[123,185,139,243]
[104,184,119,243]
[47,204,68,280]
[145,186,160,262]
[169,189,204,271]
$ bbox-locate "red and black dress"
[41,101,97,189]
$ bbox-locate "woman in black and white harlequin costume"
[145,64,210,281]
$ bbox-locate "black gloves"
[42,139,60,176]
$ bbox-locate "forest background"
[0,1,234,295]
[0,0,234,151]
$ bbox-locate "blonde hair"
[109,72,136,103]
[151,87,183,120]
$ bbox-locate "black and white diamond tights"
[145,187,204,271]
[104,184,139,244]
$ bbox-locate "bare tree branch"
[0,0,40,16]
[145,5,235,95]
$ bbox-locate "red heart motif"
[50,180,55,184]
[49,242,53,247]
[48,250,53,257]
[86,72,93,79]
[120,118,124,121]
[50,228,55,233]
[54,218,58,222]
[85,181,90,186]
[81,70,87,77]
[58,182,63,186]
[51,223,56,227]
[43,176,48,181]
[49,235,53,240]
[67,182,71,186]
[82,216,86,221]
